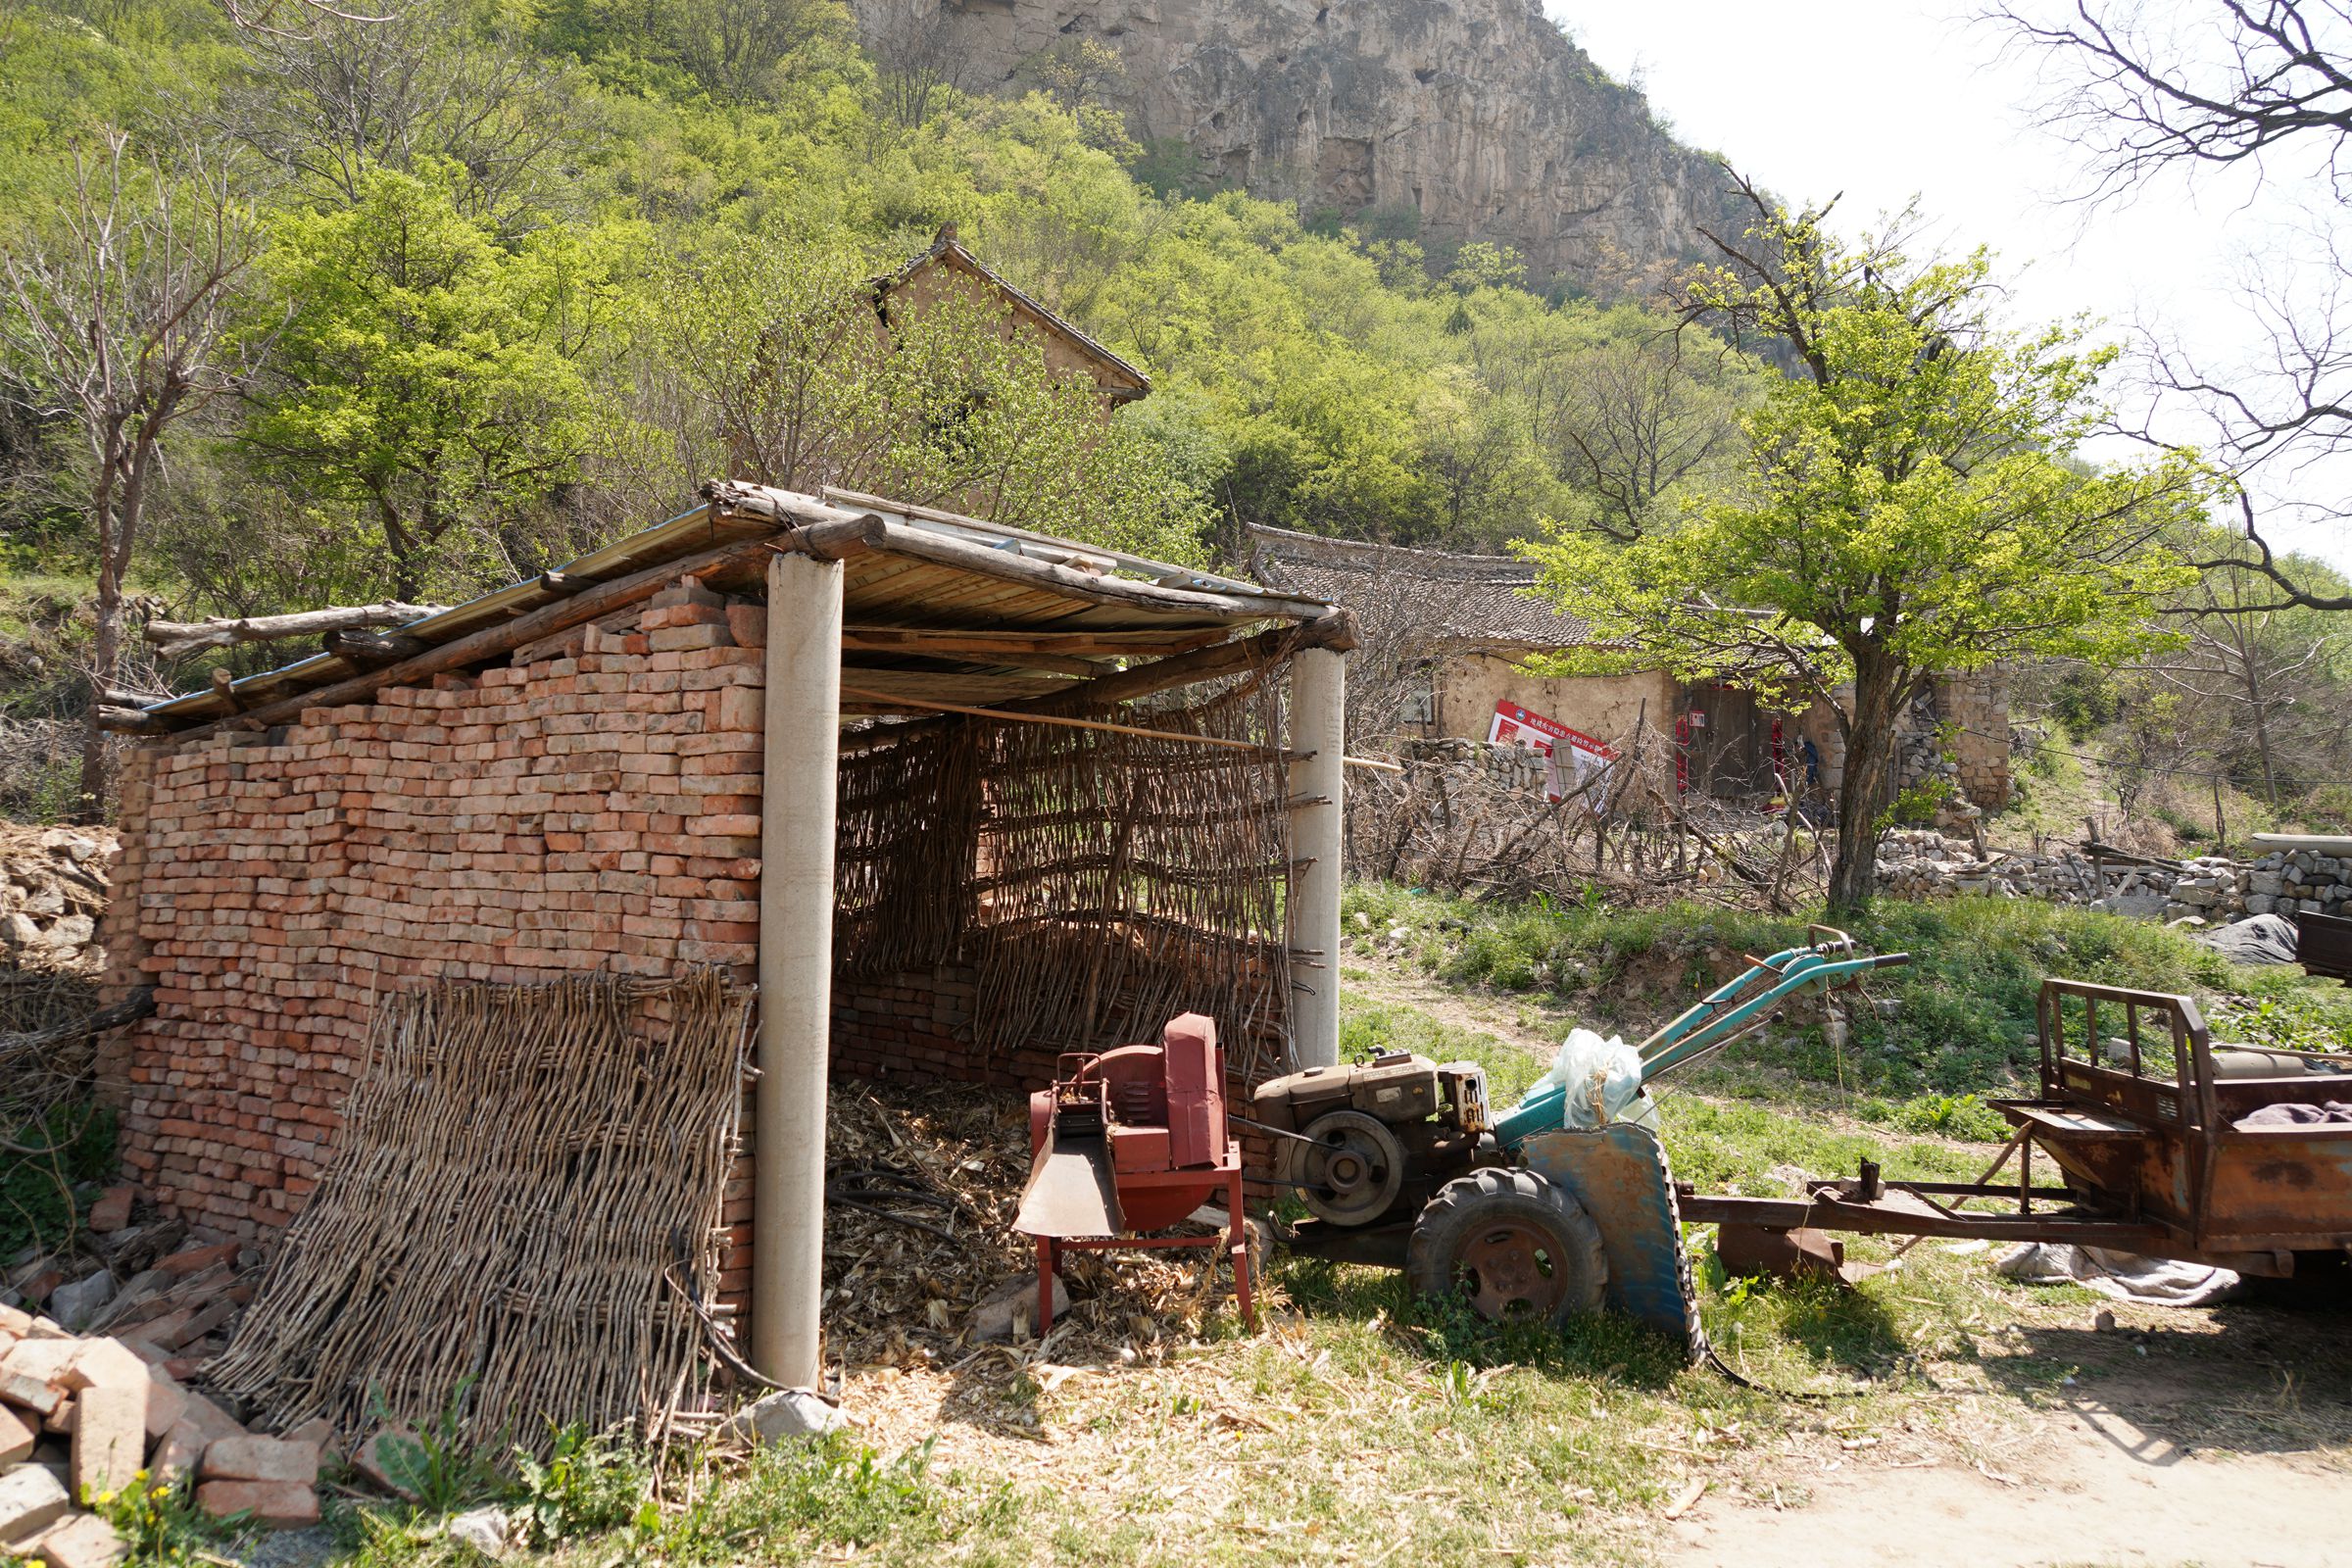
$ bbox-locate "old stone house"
[1247,522,2012,812]
[875,224,1152,411]
[95,484,1348,1391]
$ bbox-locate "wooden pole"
[1288,647,1346,1070]
[159,517,877,742]
[838,686,1299,757]
[754,550,844,1390]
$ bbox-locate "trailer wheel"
[1406,1169,1607,1325]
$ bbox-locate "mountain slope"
[872,0,1745,290]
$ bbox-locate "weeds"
[87,1474,232,1565]
[511,1425,655,1547]
[1340,881,2283,1098]
[360,1379,506,1515]
[0,1102,114,1256]
[647,1436,978,1562]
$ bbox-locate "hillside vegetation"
[0,0,1752,599]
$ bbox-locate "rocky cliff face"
[867,0,1745,291]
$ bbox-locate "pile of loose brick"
[0,1232,325,1566]
[99,577,766,1308]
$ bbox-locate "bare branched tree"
[864,2,972,130]
[222,0,579,226]
[1540,336,1749,542]
[0,133,270,820]
[1985,1,2352,201]
[219,0,395,35]
[1988,0,2352,609]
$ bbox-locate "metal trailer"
[1266,944,2352,1351]
[1690,977,2352,1282]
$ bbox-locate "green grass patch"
[332,1434,1023,1566]
[1343,881,2244,1098]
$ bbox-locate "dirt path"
[1662,1388,2346,1567]
[1342,956,1991,1156]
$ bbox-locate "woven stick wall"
[207,970,753,1450]
[836,658,1297,1081]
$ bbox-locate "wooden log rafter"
[105,492,1346,742]
[143,602,449,662]
[322,628,430,667]
[129,514,884,741]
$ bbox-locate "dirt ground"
[1663,1300,2352,1568]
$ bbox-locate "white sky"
[1551,0,2352,572]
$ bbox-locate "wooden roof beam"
[147,515,881,741]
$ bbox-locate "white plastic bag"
[1523,1027,1655,1130]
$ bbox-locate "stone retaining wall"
[1874,831,2352,928]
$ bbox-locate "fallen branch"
[144,602,447,661]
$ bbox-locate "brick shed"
[95,482,1350,1389]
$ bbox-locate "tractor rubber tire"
[1406,1168,1608,1327]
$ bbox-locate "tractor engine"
[1250,1052,1495,1227]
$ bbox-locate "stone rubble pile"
[1873,830,2104,902]
[0,827,114,973]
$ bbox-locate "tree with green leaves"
[1522,178,2213,910]
[240,164,621,600]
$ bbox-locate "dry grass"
[292,973,2352,1568]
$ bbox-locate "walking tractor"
[1250,927,2352,1348]
[1247,927,1910,1347]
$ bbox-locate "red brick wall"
[99,582,766,1249]
[829,963,1073,1090]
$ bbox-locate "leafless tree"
[864,2,973,130]
[671,0,840,106]
[1987,0,2352,610]
[1986,1,2352,201]
[218,0,394,34]
[0,133,270,820]
[1539,336,1749,542]
[222,0,580,225]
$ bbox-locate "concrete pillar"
[753,550,843,1388]
[1288,646,1346,1070]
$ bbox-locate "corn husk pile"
[821,1082,1261,1374]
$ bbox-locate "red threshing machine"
[1012,1013,1252,1336]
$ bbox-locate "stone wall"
[1872,830,2352,931]
[1875,830,2104,902]
[1890,670,2012,815]
[2164,848,2352,925]
[97,581,766,1305]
